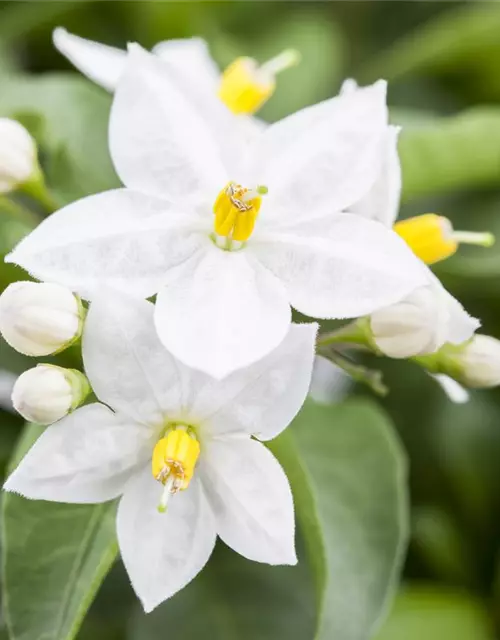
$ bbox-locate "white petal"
[84,292,190,427]
[244,81,389,225]
[250,213,428,319]
[348,126,401,227]
[185,322,317,441]
[427,271,479,345]
[6,189,205,299]
[53,28,126,91]
[155,245,291,379]
[431,373,470,404]
[442,289,480,345]
[4,403,152,503]
[200,437,296,565]
[152,37,220,98]
[110,44,235,201]
[117,470,216,612]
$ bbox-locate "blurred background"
[1,1,500,639]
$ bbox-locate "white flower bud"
[0,118,37,193]
[12,365,90,425]
[456,335,500,388]
[0,281,84,356]
[369,286,447,358]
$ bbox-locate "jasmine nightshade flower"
[53,27,299,115]
[4,290,317,611]
[7,46,428,378]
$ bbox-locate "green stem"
[0,195,40,229]
[319,347,389,397]
[317,318,376,350]
[20,167,59,213]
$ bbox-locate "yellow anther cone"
[213,182,263,243]
[152,428,200,490]
[394,214,457,265]
[395,213,495,265]
[219,57,273,115]
[218,49,300,115]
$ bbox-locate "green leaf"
[375,585,494,640]
[2,423,118,640]
[397,107,500,202]
[129,538,315,640]
[270,399,409,640]
[361,3,500,84]
[0,74,119,205]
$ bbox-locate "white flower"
[456,335,500,388]
[0,118,37,194]
[4,290,317,611]
[7,46,428,378]
[0,281,83,356]
[340,80,478,354]
[53,28,299,116]
[12,364,90,424]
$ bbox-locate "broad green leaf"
[271,399,409,640]
[397,107,500,202]
[2,423,118,640]
[375,585,494,640]
[361,3,500,83]
[128,539,315,640]
[0,74,119,205]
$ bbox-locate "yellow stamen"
[394,213,495,265]
[152,427,200,512]
[213,182,265,245]
[218,49,300,115]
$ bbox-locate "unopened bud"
[12,364,90,425]
[369,286,446,358]
[0,281,84,356]
[455,335,500,388]
[0,118,38,194]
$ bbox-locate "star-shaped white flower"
[340,80,479,353]
[4,290,317,612]
[7,45,428,378]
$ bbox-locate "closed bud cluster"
[12,364,90,425]
[0,118,38,194]
[0,281,84,356]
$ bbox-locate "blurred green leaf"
[271,399,409,640]
[361,3,500,84]
[375,585,493,640]
[0,2,84,45]
[0,73,118,205]
[397,107,500,202]
[128,539,315,640]
[2,423,118,640]
[412,506,475,587]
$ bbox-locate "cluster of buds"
[0,281,90,424]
